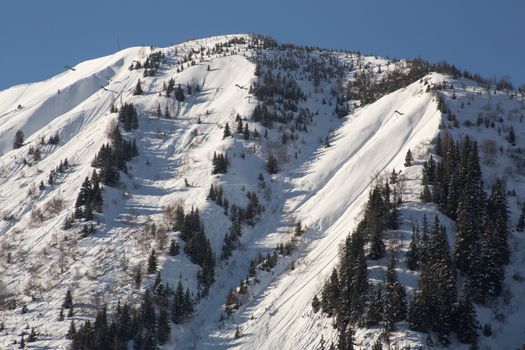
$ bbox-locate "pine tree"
[157,307,170,345]
[408,291,431,331]
[404,149,413,167]
[486,178,510,266]
[507,126,516,145]
[382,254,407,332]
[175,84,185,102]
[172,280,186,324]
[311,295,321,312]
[337,325,354,350]
[363,285,383,327]
[266,153,278,174]
[223,122,231,139]
[517,203,525,232]
[147,249,157,274]
[13,130,24,149]
[66,320,76,339]
[234,326,241,339]
[58,306,65,321]
[454,285,479,345]
[27,327,37,342]
[321,268,340,316]
[133,79,143,95]
[243,123,250,140]
[169,239,180,256]
[236,114,243,133]
[63,289,73,309]
[406,225,420,270]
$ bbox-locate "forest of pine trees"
[91,125,138,186]
[212,152,229,174]
[118,103,139,132]
[166,203,215,295]
[70,278,194,350]
[320,180,399,347]
[318,131,510,348]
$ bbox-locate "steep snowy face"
[208,75,443,350]
[2,34,523,350]
[0,47,145,156]
[0,34,258,349]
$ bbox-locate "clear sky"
[1,0,524,91]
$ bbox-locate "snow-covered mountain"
[0,34,524,350]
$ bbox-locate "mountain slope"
[0,34,524,350]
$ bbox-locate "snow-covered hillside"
[0,34,524,350]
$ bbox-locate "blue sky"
[1,0,524,90]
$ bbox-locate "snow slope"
[1,34,524,350]
[196,75,442,350]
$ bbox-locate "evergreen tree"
[408,291,431,331]
[133,79,143,95]
[147,249,157,274]
[175,84,185,102]
[243,123,250,140]
[454,285,479,345]
[169,239,180,256]
[321,268,340,316]
[311,295,321,313]
[212,152,229,174]
[63,289,74,309]
[507,126,516,145]
[337,325,354,350]
[223,122,231,139]
[486,178,510,266]
[406,225,420,270]
[363,285,383,327]
[517,202,525,232]
[236,114,243,133]
[157,307,170,345]
[13,130,24,149]
[27,327,37,342]
[404,149,413,167]
[66,320,76,339]
[172,280,186,324]
[382,254,407,332]
[266,153,278,174]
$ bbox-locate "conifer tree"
[486,178,510,266]
[172,280,186,324]
[243,123,250,140]
[507,126,516,145]
[404,149,413,167]
[517,202,525,232]
[236,114,243,133]
[175,84,185,101]
[321,268,340,316]
[406,225,420,270]
[382,254,407,332]
[454,285,479,345]
[66,320,76,339]
[266,154,278,174]
[363,285,383,327]
[311,295,321,313]
[157,307,170,344]
[63,289,74,309]
[147,249,157,274]
[169,239,180,256]
[223,122,231,139]
[13,130,24,149]
[133,79,143,95]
